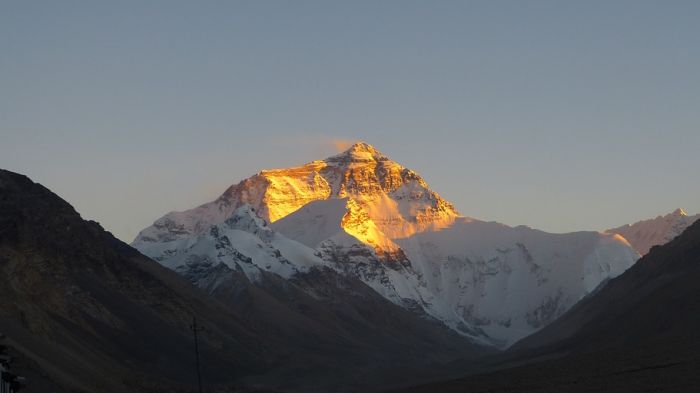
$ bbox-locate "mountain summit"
[134,142,458,248]
[134,143,638,347]
[674,207,688,216]
[326,141,389,163]
[606,208,700,256]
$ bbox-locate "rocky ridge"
[134,142,639,347]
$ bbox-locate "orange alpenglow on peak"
[343,141,380,154]
[673,208,688,217]
[326,141,388,163]
[251,142,459,238]
[134,142,460,249]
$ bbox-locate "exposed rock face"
[133,142,458,247]
[133,142,639,348]
[606,208,700,256]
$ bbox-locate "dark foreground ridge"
[392,216,700,392]
[0,169,272,391]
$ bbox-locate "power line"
[190,316,205,393]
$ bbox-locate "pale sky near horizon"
[2,1,699,242]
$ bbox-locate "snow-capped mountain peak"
[673,207,688,217]
[326,141,389,163]
[133,141,459,246]
[133,142,639,348]
[606,208,700,256]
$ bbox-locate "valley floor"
[391,337,700,393]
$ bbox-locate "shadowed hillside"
[392,217,700,393]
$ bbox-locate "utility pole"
[190,316,204,393]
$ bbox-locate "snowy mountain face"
[272,201,637,347]
[135,205,328,284]
[605,208,700,256]
[133,142,639,348]
[134,143,457,245]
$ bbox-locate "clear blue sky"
[2,1,699,242]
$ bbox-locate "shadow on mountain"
[391,216,700,392]
[0,169,489,393]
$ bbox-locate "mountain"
[606,208,700,256]
[134,142,638,348]
[138,204,327,282]
[387,219,636,347]
[394,206,700,393]
[134,142,458,248]
[514,212,700,353]
[0,169,267,392]
[0,169,482,393]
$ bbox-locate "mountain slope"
[513,213,700,353]
[394,219,637,347]
[137,204,328,282]
[133,142,458,247]
[193,264,493,392]
[134,202,491,392]
[272,201,638,347]
[134,142,638,347]
[0,169,268,392]
[606,208,700,256]
[1,169,485,393]
[393,214,700,392]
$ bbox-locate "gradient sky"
[2,0,699,242]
